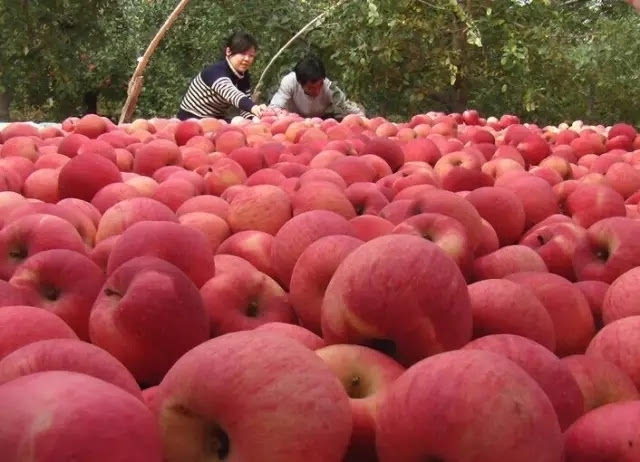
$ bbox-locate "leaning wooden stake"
[252,0,353,102]
[119,0,191,124]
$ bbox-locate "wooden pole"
[119,0,191,124]
[252,0,353,103]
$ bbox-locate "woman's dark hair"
[223,31,258,56]
[294,55,326,85]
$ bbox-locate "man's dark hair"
[294,55,326,85]
[224,31,258,56]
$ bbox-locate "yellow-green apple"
[322,235,472,366]
[520,221,587,280]
[0,338,142,399]
[0,213,87,280]
[227,184,292,235]
[90,256,209,385]
[290,235,363,334]
[107,220,215,288]
[466,186,526,245]
[472,245,548,280]
[506,272,596,356]
[57,153,122,202]
[392,213,473,272]
[564,401,640,462]
[9,249,104,340]
[154,331,352,462]
[350,215,394,242]
[0,371,162,462]
[133,139,183,176]
[91,183,141,213]
[574,280,609,329]
[255,322,325,349]
[316,344,405,461]
[561,354,639,413]
[201,255,294,336]
[375,349,563,462]
[565,184,626,228]
[467,279,556,350]
[573,217,640,283]
[95,197,178,243]
[0,305,78,360]
[463,334,583,430]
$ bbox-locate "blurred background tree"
[1,0,639,126]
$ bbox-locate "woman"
[177,31,267,121]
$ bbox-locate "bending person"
[269,55,364,120]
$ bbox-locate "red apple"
[316,344,405,461]
[90,256,209,385]
[0,371,163,462]
[322,235,472,366]
[154,331,352,462]
[375,349,563,462]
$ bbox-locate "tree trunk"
[84,91,99,115]
[0,91,11,121]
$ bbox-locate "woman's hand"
[250,104,268,118]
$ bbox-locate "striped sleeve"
[211,77,255,113]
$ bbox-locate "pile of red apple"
[1,108,640,461]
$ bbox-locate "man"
[269,55,364,120]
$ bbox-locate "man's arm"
[326,82,365,120]
[269,74,296,110]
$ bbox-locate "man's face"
[302,79,324,98]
